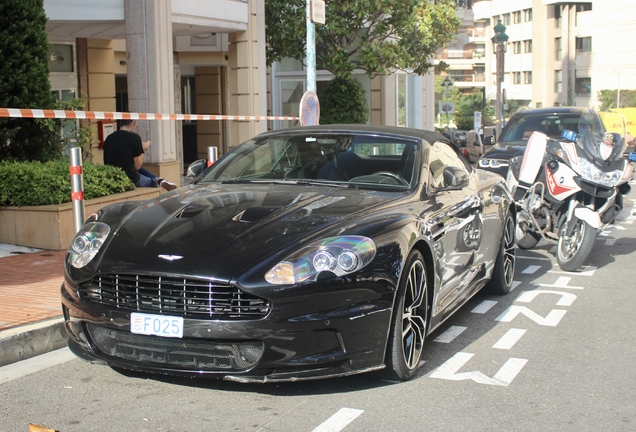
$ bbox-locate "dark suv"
[478,107,606,178]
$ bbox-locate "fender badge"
[158,254,183,261]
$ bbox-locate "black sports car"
[61,125,516,383]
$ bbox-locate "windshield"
[500,112,590,143]
[198,132,421,190]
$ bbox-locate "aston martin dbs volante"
[61,125,516,383]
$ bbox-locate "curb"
[0,317,68,367]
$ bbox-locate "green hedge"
[0,159,135,207]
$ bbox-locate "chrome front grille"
[79,274,270,319]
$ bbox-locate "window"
[555,37,562,61]
[576,37,592,53]
[524,71,532,84]
[576,77,592,96]
[555,70,562,93]
[513,11,521,24]
[524,9,533,22]
[512,72,521,84]
[555,5,562,28]
[503,13,511,25]
[535,102,543,108]
[513,41,521,54]
[397,74,407,127]
[524,40,533,53]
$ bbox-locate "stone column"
[125,0,180,181]
[227,0,268,148]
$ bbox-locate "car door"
[424,140,485,317]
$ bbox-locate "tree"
[0,0,58,161]
[266,0,461,80]
[597,89,636,111]
[454,91,494,131]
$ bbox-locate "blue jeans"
[135,167,158,187]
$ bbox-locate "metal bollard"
[207,146,218,167]
[69,147,85,233]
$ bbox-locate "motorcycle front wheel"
[556,218,596,271]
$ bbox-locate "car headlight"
[67,222,110,269]
[478,158,510,169]
[265,236,376,285]
[577,157,623,187]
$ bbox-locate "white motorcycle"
[507,115,634,271]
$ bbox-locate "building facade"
[473,0,636,113]
[43,0,447,178]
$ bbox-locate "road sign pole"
[306,0,316,93]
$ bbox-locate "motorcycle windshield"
[577,111,625,162]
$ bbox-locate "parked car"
[62,125,516,383]
[478,107,608,179]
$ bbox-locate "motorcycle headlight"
[265,236,376,285]
[577,157,622,187]
[67,222,110,269]
[478,158,510,169]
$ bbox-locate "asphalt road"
[2,189,635,432]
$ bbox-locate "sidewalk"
[0,244,68,366]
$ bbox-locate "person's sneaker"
[159,179,178,191]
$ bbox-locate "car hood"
[483,142,527,160]
[92,183,405,281]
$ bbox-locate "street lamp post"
[442,76,453,128]
[491,20,508,138]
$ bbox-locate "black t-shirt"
[103,130,144,183]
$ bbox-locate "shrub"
[0,160,135,207]
[320,77,368,124]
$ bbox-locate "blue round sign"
[299,90,320,126]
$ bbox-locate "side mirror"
[484,136,494,145]
[187,159,207,179]
[443,166,468,188]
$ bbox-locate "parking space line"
[516,255,551,261]
[534,276,583,289]
[471,300,497,314]
[522,265,542,274]
[493,328,527,350]
[548,266,597,276]
[434,326,467,343]
[312,408,364,432]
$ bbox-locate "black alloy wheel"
[382,250,428,381]
[487,212,516,295]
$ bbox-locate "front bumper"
[61,277,395,383]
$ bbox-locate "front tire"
[382,250,428,381]
[557,218,596,271]
[487,212,516,295]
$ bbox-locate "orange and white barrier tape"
[0,107,299,121]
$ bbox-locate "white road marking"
[548,266,597,276]
[0,348,75,385]
[496,306,567,327]
[511,281,522,291]
[534,275,584,289]
[605,238,616,246]
[434,326,467,343]
[516,289,577,307]
[522,265,542,274]
[493,329,527,350]
[516,255,551,261]
[471,300,497,314]
[430,352,528,386]
[312,408,364,432]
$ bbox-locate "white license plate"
[130,312,183,338]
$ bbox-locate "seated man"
[103,120,177,191]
